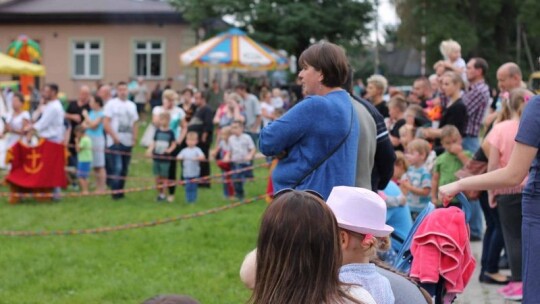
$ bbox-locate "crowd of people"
[0,73,298,204]
[2,36,540,303]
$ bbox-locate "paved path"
[454,241,518,304]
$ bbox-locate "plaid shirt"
[462,80,490,136]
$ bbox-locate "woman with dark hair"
[259,42,359,199]
[248,190,375,304]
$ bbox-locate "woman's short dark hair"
[93,95,103,107]
[298,42,349,88]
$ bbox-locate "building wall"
[0,23,197,99]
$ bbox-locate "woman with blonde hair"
[422,71,468,142]
[150,89,187,202]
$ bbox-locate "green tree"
[394,0,540,81]
[170,0,373,59]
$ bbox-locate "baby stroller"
[391,193,475,304]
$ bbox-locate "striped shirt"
[462,80,490,137]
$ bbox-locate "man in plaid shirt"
[462,57,490,153]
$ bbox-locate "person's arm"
[103,116,119,145]
[165,141,177,155]
[152,111,161,126]
[86,114,103,130]
[383,192,404,208]
[449,144,470,165]
[239,249,257,290]
[373,136,396,190]
[431,171,440,206]
[177,118,188,145]
[201,108,214,144]
[131,105,139,146]
[197,149,206,161]
[145,142,154,157]
[212,107,221,125]
[404,183,431,196]
[75,137,81,153]
[390,135,400,147]
[487,143,501,207]
[251,115,262,133]
[440,142,537,197]
[33,105,55,133]
[258,99,314,156]
[233,105,245,123]
[131,121,139,146]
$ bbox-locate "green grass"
[0,140,269,303]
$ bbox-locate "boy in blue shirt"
[177,132,205,203]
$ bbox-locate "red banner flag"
[6,139,67,188]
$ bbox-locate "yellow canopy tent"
[0,52,45,76]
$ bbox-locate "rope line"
[0,194,266,237]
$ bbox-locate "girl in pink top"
[484,88,533,300]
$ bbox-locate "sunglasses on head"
[272,188,324,200]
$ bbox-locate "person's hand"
[401,179,411,190]
[244,155,252,162]
[448,143,463,155]
[145,149,152,158]
[82,109,89,118]
[432,195,439,206]
[438,181,461,201]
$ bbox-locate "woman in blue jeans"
[440,96,540,303]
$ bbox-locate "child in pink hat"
[327,186,396,304]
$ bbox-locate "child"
[74,125,92,195]
[431,125,471,206]
[211,126,234,199]
[224,120,255,200]
[146,112,177,202]
[177,131,205,203]
[82,95,106,192]
[401,138,432,217]
[380,151,413,257]
[327,186,396,304]
[438,39,467,83]
[398,124,415,150]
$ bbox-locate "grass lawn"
[0,133,270,304]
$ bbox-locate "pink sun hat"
[326,186,394,237]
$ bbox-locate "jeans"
[523,191,540,303]
[232,163,250,200]
[469,198,484,238]
[184,177,198,203]
[479,191,505,274]
[462,136,480,154]
[106,144,132,199]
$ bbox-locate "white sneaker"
[167,195,174,203]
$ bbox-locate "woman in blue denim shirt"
[440,95,540,303]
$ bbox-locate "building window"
[72,40,102,79]
[134,40,163,78]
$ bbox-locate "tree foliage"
[395,0,540,80]
[170,0,373,59]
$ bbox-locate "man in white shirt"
[31,83,65,143]
[103,81,139,199]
